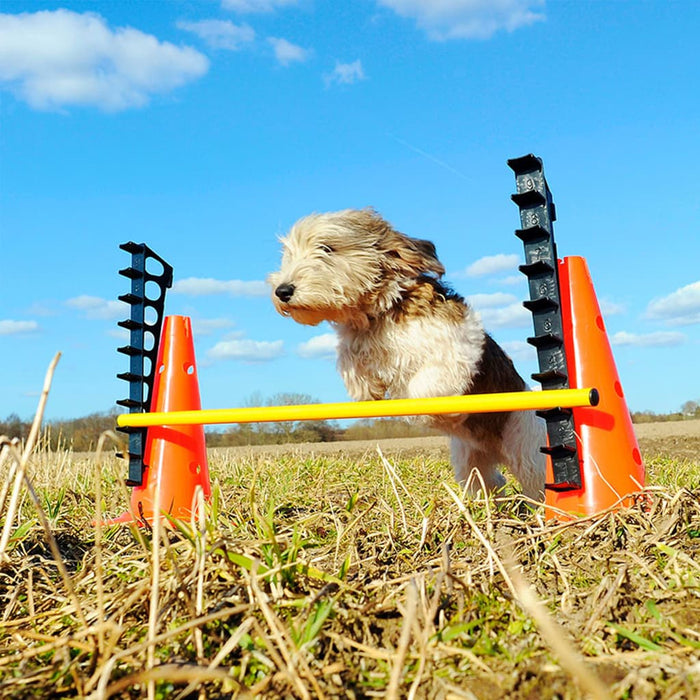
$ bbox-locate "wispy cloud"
[477,302,531,329]
[297,333,337,359]
[108,327,130,341]
[222,0,299,12]
[645,280,700,326]
[462,253,520,278]
[465,292,530,329]
[599,298,626,316]
[324,60,366,86]
[268,37,311,65]
[172,277,268,297]
[611,330,686,348]
[0,319,39,335]
[177,19,255,50]
[377,0,545,41]
[190,318,236,336]
[495,274,525,286]
[112,317,232,341]
[467,292,519,309]
[26,301,59,317]
[207,338,284,361]
[389,133,470,181]
[500,339,535,362]
[0,9,208,111]
[66,295,126,320]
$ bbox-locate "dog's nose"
[275,283,296,303]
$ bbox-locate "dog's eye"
[318,244,334,254]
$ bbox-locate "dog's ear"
[350,208,445,278]
[382,230,445,278]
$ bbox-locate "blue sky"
[1,0,699,423]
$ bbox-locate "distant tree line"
[0,409,121,452]
[1,396,698,452]
[205,393,436,447]
[631,400,700,424]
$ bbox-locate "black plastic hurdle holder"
[508,154,582,490]
[116,242,173,486]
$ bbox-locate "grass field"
[1,422,699,698]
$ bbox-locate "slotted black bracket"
[508,154,581,490]
[116,242,173,486]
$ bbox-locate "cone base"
[99,505,207,528]
[96,511,136,527]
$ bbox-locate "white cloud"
[172,277,268,297]
[477,302,530,329]
[467,292,518,309]
[0,10,209,112]
[645,280,700,326]
[464,253,520,277]
[222,0,299,12]
[297,333,338,359]
[207,339,284,361]
[268,37,310,65]
[66,295,126,320]
[177,19,255,50]
[324,60,366,86]
[611,331,686,348]
[377,0,545,40]
[0,319,39,335]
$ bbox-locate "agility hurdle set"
[113,155,645,525]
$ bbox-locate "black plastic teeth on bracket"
[507,154,581,491]
[116,242,173,486]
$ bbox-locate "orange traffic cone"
[121,315,211,525]
[546,256,645,519]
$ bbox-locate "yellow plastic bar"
[117,387,598,428]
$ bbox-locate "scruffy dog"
[269,208,546,500]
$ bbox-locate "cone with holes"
[546,256,645,519]
[126,315,210,525]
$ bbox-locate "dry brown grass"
[0,359,698,698]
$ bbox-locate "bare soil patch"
[634,418,700,463]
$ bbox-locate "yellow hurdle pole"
[117,387,599,428]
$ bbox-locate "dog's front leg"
[338,359,387,401]
[450,437,507,495]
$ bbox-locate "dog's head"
[268,208,445,327]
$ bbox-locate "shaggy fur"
[268,208,546,500]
